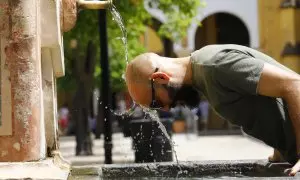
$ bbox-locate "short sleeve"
[214,50,265,95]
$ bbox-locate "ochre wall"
[258,0,283,62]
[280,6,300,73]
[143,26,163,53]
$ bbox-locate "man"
[125,44,300,176]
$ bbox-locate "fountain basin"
[69,160,299,179]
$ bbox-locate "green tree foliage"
[60,0,203,92]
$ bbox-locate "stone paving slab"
[59,134,134,165]
[173,134,273,161]
[60,133,274,165]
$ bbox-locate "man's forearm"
[284,87,300,154]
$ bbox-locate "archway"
[195,13,250,132]
[195,12,250,50]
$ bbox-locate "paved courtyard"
[59,133,273,166]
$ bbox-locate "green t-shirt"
[191,44,297,164]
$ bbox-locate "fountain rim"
[70,159,293,178]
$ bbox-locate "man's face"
[148,82,201,111]
[127,80,200,111]
[125,55,200,111]
[164,84,201,109]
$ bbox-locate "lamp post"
[98,2,112,164]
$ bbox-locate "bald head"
[125,53,160,106]
[126,53,159,83]
[125,52,195,109]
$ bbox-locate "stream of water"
[108,3,181,172]
[110,4,128,64]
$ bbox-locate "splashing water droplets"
[98,100,182,173]
[141,107,181,170]
[107,5,183,173]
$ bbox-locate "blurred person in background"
[198,99,209,134]
[58,103,70,135]
[172,101,196,138]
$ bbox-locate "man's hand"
[288,159,300,176]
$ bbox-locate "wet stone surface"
[69,160,300,179]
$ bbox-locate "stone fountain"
[0,0,110,179]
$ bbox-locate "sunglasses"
[149,68,163,109]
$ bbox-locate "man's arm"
[257,63,300,176]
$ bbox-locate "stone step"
[68,160,296,180]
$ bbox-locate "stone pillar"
[280,0,300,72]
[0,0,45,161]
[42,48,58,153]
[40,0,78,155]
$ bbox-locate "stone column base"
[0,151,70,179]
